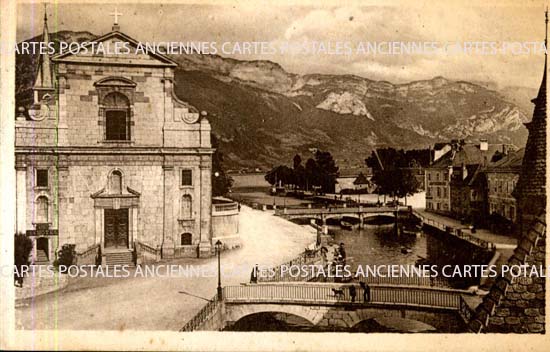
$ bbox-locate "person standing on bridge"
[349,285,356,302]
[250,264,259,284]
[360,281,370,303]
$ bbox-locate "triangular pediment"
[52,31,177,67]
[91,186,141,199]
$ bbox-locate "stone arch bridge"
[275,206,408,226]
[181,283,475,333]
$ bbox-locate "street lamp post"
[215,240,223,300]
[316,225,321,247]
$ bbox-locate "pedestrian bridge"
[274,206,408,225]
[180,282,475,332]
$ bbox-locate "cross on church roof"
[110,7,123,24]
[110,7,123,31]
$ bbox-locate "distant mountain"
[16,31,533,171]
[498,85,539,116]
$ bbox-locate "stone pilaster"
[56,155,69,249]
[200,118,211,148]
[15,156,27,235]
[198,156,212,257]
[162,163,175,258]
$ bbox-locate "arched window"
[103,92,130,141]
[181,195,192,219]
[36,196,49,223]
[181,233,192,246]
[109,170,123,194]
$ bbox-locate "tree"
[14,234,33,286]
[370,167,419,205]
[292,154,306,190]
[366,147,432,170]
[314,150,339,193]
[265,165,293,187]
[395,168,420,205]
[304,158,318,191]
[264,150,339,193]
[293,154,302,169]
[211,134,234,197]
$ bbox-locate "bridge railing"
[224,283,464,310]
[413,211,495,250]
[275,206,404,216]
[357,275,450,287]
[179,294,221,332]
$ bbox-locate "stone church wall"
[16,27,214,260]
[57,63,168,147]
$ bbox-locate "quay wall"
[423,224,495,287]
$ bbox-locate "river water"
[331,224,427,270]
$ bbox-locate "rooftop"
[430,143,515,169]
[485,148,525,173]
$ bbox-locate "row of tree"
[265,151,339,193]
[264,147,423,201]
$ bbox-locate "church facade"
[15,16,215,264]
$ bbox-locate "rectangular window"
[105,110,128,140]
[181,169,193,186]
[36,169,48,188]
[427,173,431,181]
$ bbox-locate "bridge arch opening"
[324,214,361,223]
[225,311,314,331]
[363,215,395,225]
[289,217,318,225]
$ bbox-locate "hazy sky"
[16,1,548,89]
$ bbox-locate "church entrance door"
[104,208,129,249]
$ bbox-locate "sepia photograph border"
[1,0,549,350]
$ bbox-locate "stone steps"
[35,249,49,263]
[105,250,134,267]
